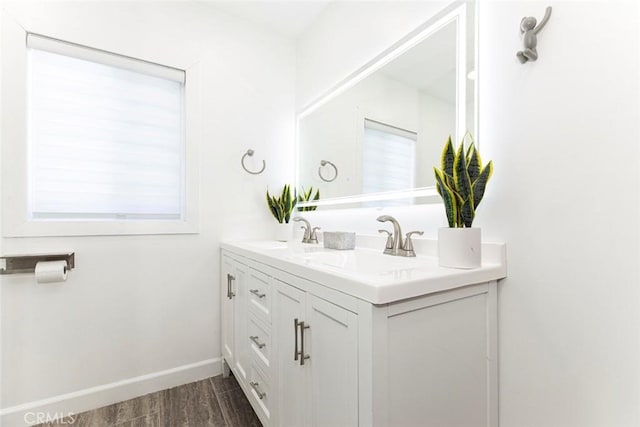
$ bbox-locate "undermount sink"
[285,246,426,275]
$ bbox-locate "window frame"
[1,17,201,237]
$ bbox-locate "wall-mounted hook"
[241,149,266,175]
[318,160,338,182]
[517,6,552,63]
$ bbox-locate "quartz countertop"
[221,236,506,305]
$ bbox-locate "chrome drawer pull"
[249,289,266,298]
[294,318,300,361]
[298,320,310,366]
[250,381,266,400]
[249,335,266,349]
[227,274,235,299]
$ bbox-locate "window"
[362,119,417,195]
[27,34,185,221]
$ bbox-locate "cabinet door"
[221,256,235,367]
[306,294,358,427]
[232,263,250,388]
[272,279,308,427]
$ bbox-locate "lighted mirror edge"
[296,0,470,118]
[295,0,476,209]
[297,187,441,208]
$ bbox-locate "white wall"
[0,1,295,424]
[297,1,640,426]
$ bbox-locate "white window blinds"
[362,119,416,195]
[27,34,185,220]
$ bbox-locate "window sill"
[2,219,199,238]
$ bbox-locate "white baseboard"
[0,357,222,427]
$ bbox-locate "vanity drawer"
[248,268,271,323]
[248,363,272,426]
[248,315,271,370]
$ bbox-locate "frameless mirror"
[296,2,476,209]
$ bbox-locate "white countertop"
[220,236,506,305]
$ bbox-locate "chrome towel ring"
[241,149,266,175]
[318,160,338,182]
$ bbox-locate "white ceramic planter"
[438,227,481,269]
[274,222,292,242]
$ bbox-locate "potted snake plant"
[266,184,297,241]
[433,134,493,268]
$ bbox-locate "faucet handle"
[403,231,424,256]
[310,227,321,243]
[378,229,394,249]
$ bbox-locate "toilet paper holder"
[0,252,74,275]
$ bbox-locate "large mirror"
[296,2,476,208]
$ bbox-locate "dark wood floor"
[38,374,261,427]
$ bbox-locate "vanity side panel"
[220,254,236,370]
[386,290,491,427]
[357,299,374,427]
[487,280,499,427]
[371,304,390,427]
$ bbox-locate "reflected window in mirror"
[363,119,416,198]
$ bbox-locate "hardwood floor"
[38,374,261,427]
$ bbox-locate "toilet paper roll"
[35,260,68,284]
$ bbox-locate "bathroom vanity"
[220,237,506,427]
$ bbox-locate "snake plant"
[296,186,320,212]
[434,134,493,228]
[266,184,297,223]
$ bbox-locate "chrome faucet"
[293,216,320,244]
[376,215,423,257]
[377,215,403,255]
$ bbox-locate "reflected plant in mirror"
[297,186,320,212]
[297,2,476,209]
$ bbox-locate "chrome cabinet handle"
[249,335,266,349]
[250,289,266,298]
[226,274,236,299]
[294,318,300,361]
[298,320,310,366]
[249,381,266,400]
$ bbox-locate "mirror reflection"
[297,3,475,208]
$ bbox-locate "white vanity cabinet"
[221,254,274,426]
[220,242,506,427]
[272,276,358,427]
[220,254,250,388]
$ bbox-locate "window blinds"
[27,34,185,220]
[362,119,416,195]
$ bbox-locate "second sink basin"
[283,246,429,276]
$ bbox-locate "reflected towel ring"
[241,149,266,175]
[318,160,338,182]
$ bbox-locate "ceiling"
[210,1,332,38]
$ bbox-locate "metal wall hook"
[241,149,266,175]
[318,160,338,182]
